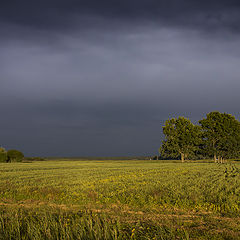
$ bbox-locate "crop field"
[0,160,240,239]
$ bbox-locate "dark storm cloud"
[1,1,240,156]
[1,0,240,32]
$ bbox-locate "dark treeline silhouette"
[159,111,240,162]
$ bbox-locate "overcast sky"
[1,0,240,157]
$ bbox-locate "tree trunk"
[181,153,184,163]
[214,154,217,163]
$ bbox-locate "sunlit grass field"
[0,160,240,239]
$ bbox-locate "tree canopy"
[160,112,240,162]
[199,112,240,162]
[0,147,7,163]
[7,149,24,162]
[159,117,201,162]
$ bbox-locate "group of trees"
[159,112,240,162]
[0,147,24,163]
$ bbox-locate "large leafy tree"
[199,112,240,162]
[160,117,201,162]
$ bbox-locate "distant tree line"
[159,111,240,162]
[0,147,24,163]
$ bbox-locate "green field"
[0,160,240,239]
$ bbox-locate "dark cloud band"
[1,0,240,32]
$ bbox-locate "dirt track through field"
[1,200,239,223]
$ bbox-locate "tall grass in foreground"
[0,207,193,240]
